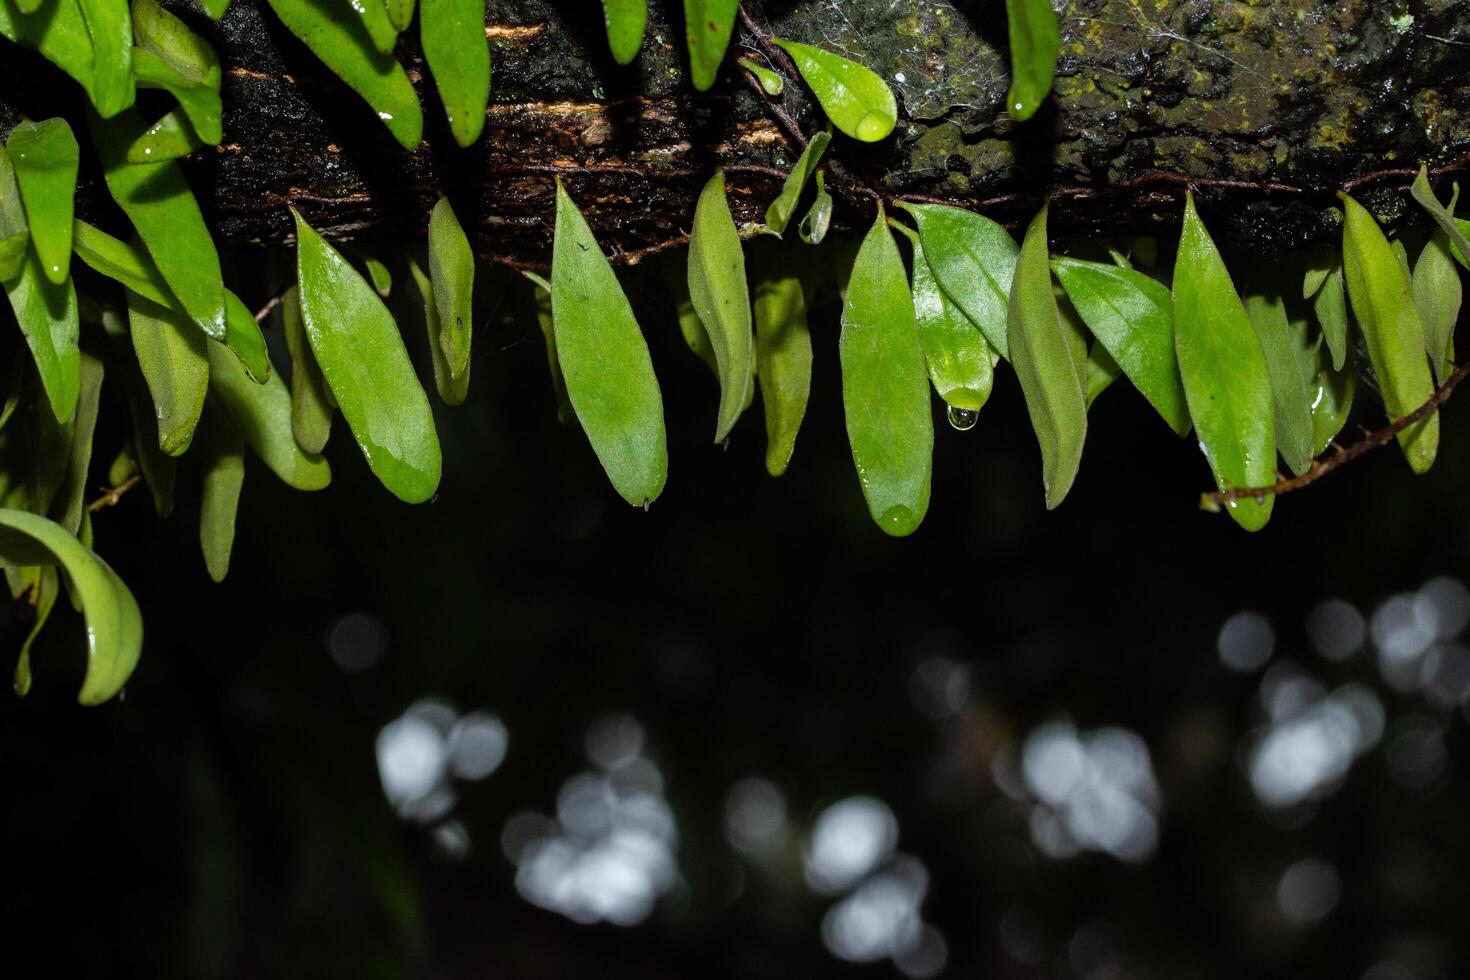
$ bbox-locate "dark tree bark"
[4,0,1470,266]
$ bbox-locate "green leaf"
[0,145,27,281]
[49,348,103,535]
[765,130,830,236]
[1084,341,1122,408]
[1301,246,1335,300]
[773,37,897,142]
[132,0,221,87]
[1244,291,1315,477]
[1004,0,1059,122]
[222,290,272,384]
[10,565,58,696]
[603,0,646,65]
[898,202,1019,360]
[363,254,392,297]
[1310,255,1349,371]
[1051,256,1190,436]
[126,289,209,455]
[739,58,783,96]
[1302,336,1355,457]
[123,109,206,163]
[1008,204,1086,509]
[1413,228,1462,385]
[407,256,468,405]
[749,241,812,476]
[0,0,102,107]
[519,271,574,425]
[551,180,668,506]
[78,0,135,116]
[0,508,142,705]
[89,110,227,340]
[262,0,423,149]
[293,208,442,503]
[280,284,334,451]
[688,172,754,444]
[198,407,244,583]
[5,118,78,284]
[682,0,737,91]
[384,0,412,31]
[840,205,931,536]
[3,250,80,423]
[421,0,490,147]
[72,219,173,304]
[1340,193,1438,474]
[101,308,176,512]
[200,0,229,19]
[1173,193,1275,531]
[893,222,994,414]
[131,47,223,145]
[428,196,474,378]
[797,169,833,246]
[1410,165,1470,271]
[659,248,716,375]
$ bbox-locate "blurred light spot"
[894,924,948,979]
[1307,598,1365,662]
[1019,723,1161,862]
[724,778,788,858]
[1372,594,1438,691]
[805,796,899,894]
[501,811,556,864]
[1277,857,1340,925]
[1385,717,1449,790]
[908,657,971,720]
[1418,576,1470,639]
[377,713,448,814]
[1418,644,1470,710]
[586,714,645,770]
[433,820,472,860]
[447,712,509,781]
[1218,610,1275,673]
[990,744,1028,802]
[326,611,388,672]
[1259,663,1325,722]
[821,856,929,965]
[1248,686,1382,808]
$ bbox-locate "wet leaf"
[1341,193,1438,474]
[280,284,334,451]
[840,205,931,536]
[898,202,1018,359]
[428,196,474,378]
[1244,291,1315,477]
[1311,256,1349,371]
[659,248,716,375]
[78,0,135,116]
[551,181,668,506]
[5,118,78,284]
[198,407,244,583]
[294,209,441,503]
[205,334,331,492]
[49,348,102,535]
[0,508,142,705]
[893,221,993,414]
[1413,228,1462,385]
[123,108,205,163]
[797,170,833,246]
[127,289,208,455]
[1004,0,1059,122]
[683,0,737,91]
[3,250,80,423]
[773,37,897,142]
[688,172,754,443]
[603,0,646,65]
[0,145,26,281]
[749,241,812,477]
[1173,193,1276,531]
[421,0,490,146]
[1410,165,1470,271]
[407,256,468,405]
[1051,256,1190,436]
[740,58,783,96]
[0,0,102,107]
[765,130,830,237]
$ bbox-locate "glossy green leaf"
[363,255,392,297]
[894,222,993,414]
[840,205,931,536]
[50,348,103,534]
[765,130,830,237]
[740,58,783,96]
[102,308,176,513]
[72,219,171,304]
[1004,0,1059,122]
[603,0,646,65]
[659,248,716,375]
[1340,193,1438,474]
[797,170,833,246]
[205,335,331,492]
[519,271,574,426]
[773,37,897,142]
[1310,256,1349,371]
[1413,228,1462,385]
[132,0,220,84]
[198,407,244,583]
[421,0,490,146]
[0,508,142,705]
[1410,165,1470,271]
[294,209,441,503]
[408,256,468,405]
[1084,341,1122,408]
[688,172,754,443]
[79,0,135,115]
[428,195,474,378]
[123,108,205,164]
[384,0,412,31]
[1173,193,1275,531]
[749,241,812,476]
[200,0,229,18]
[223,290,271,384]
[682,0,737,91]
[10,564,57,696]
[3,251,80,423]
[551,181,667,506]
[263,0,423,149]
[1008,205,1086,509]
[279,284,334,451]
[0,0,101,107]
[127,289,208,455]
[1244,291,1315,477]
[6,118,78,284]
[1303,337,1355,457]
[350,0,399,53]
[131,47,223,144]
[0,144,26,281]
[899,202,1019,360]
[1051,255,1190,436]
[90,110,227,339]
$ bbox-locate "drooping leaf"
[3,250,80,423]
[101,308,176,513]
[1008,204,1086,509]
[0,508,142,705]
[200,0,229,19]
[10,564,57,696]
[765,130,830,237]
[840,205,931,537]
[683,0,737,91]
[1004,0,1059,122]
[71,219,172,303]
[130,47,223,145]
[773,37,897,142]
[1410,165,1470,271]
[797,170,833,246]
[198,407,244,583]
[1302,336,1355,457]
[49,348,103,535]
[1172,193,1276,531]
[0,0,99,105]
[0,144,27,281]
[126,289,209,455]
[749,240,812,477]
[130,0,221,84]
[1340,193,1438,474]
[428,196,474,378]
[5,118,78,284]
[1301,246,1336,300]
[603,0,646,65]
[363,254,392,297]
[1051,256,1190,436]
[659,248,716,375]
[123,108,206,163]
[740,58,783,96]
[222,291,271,384]
[421,0,490,147]
[1244,291,1315,477]
[280,284,334,451]
[1413,228,1462,385]
[893,222,994,415]
[519,271,573,426]
[688,172,754,444]
[899,202,1019,359]
[1310,255,1349,371]
[551,181,668,506]
[407,255,468,405]
[78,0,135,115]
[205,336,331,492]
[1084,341,1122,408]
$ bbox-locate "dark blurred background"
[4,247,1470,980]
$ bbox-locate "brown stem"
[87,474,142,513]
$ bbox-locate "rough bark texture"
[4,0,1470,265]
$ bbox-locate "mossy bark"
[3,0,1469,264]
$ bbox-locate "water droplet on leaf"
[946,405,980,431]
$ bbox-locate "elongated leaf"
[688,172,754,443]
[132,0,220,85]
[659,248,716,374]
[131,47,223,144]
[408,256,468,405]
[71,219,172,304]
[840,206,931,536]
[765,130,830,236]
[1008,205,1086,509]
[363,254,392,297]
[1085,341,1122,407]
[198,407,244,583]
[1173,193,1275,531]
[1311,257,1349,371]
[428,196,474,377]
[6,118,78,284]
[551,181,667,506]
[1244,291,1315,477]
[200,0,229,18]
[0,508,142,704]
[899,202,1018,359]
[123,108,205,163]
[280,285,334,451]
[1410,165,1470,271]
[127,289,208,455]
[773,37,897,142]
[206,338,331,491]
[519,271,573,425]
[421,0,490,146]
[1004,0,1059,122]
[223,291,271,384]
[603,0,646,65]
[749,241,812,476]
[384,0,413,32]
[1413,229,1462,384]
[350,0,399,54]
[894,222,993,414]
[0,0,98,104]
[683,0,737,91]
[3,251,80,423]
[798,170,833,246]
[102,308,176,513]
[10,564,58,696]
[1051,256,1190,436]
[294,209,441,503]
[50,348,103,534]
[0,144,26,281]
[1301,246,1335,300]
[1340,193,1438,474]
[1303,338,1355,457]
[263,0,423,149]
[78,0,134,115]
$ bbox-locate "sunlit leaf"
[1004,0,1059,122]
[5,118,78,284]
[428,196,474,379]
[773,37,897,142]
[198,407,244,583]
[765,130,830,237]
[688,173,754,444]
[280,284,334,451]
[892,221,994,415]
[683,0,737,91]
[603,0,646,65]
[1244,291,1315,477]
[899,202,1018,359]
[749,240,812,476]
[127,288,208,455]
[1413,228,1462,385]
[421,0,490,146]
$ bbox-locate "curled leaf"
[765,130,830,237]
